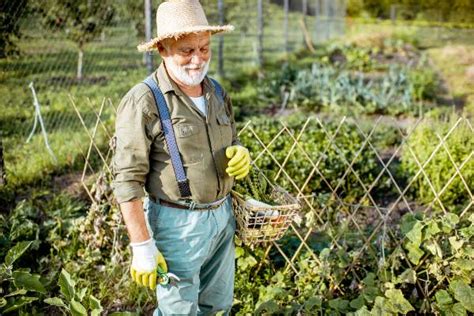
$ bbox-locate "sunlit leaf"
[5,241,33,266]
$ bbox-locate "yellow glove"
[130,238,168,290]
[226,145,251,180]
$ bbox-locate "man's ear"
[157,42,167,56]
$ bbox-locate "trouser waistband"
[158,194,229,211]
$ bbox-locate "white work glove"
[130,238,168,290]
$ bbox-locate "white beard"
[166,58,210,86]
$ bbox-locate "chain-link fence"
[1,0,348,187]
[1,0,473,190]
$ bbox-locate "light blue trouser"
[144,195,236,316]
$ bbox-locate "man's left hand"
[225,145,251,180]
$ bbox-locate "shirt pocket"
[175,123,205,166]
[177,124,199,138]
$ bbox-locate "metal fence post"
[218,0,225,77]
[323,0,329,41]
[284,0,289,53]
[314,0,320,43]
[390,4,397,25]
[144,0,153,75]
[302,0,308,46]
[257,0,264,68]
[0,134,4,186]
[340,0,347,36]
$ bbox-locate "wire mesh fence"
[2,0,346,186]
[2,0,473,190]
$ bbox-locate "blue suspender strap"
[210,78,224,103]
[143,76,192,198]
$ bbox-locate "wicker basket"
[231,186,300,245]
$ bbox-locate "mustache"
[183,63,205,70]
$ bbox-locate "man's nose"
[190,53,206,65]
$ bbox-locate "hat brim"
[137,24,234,52]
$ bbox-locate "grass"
[427,45,474,115]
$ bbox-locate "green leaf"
[435,289,453,307]
[406,242,424,265]
[92,310,101,316]
[77,287,87,301]
[406,221,424,246]
[354,306,371,316]
[44,297,68,309]
[400,213,419,235]
[0,297,6,308]
[452,303,467,316]
[425,240,443,258]
[58,269,76,301]
[362,273,376,286]
[255,300,279,314]
[446,213,460,226]
[371,296,387,314]
[328,298,350,312]
[350,295,365,309]
[385,289,414,314]
[4,289,27,297]
[2,296,38,313]
[237,254,258,270]
[449,237,464,251]
[319,248,331,261]
[362,286,380,303]
[441,213,459,233]
[12,271,46,294]
[4,241,33,266]
[459,225,474,239]
[304,296,322,311]
[453,259,474,272]
[89,294,102,313]
[450,279,474,312]
[395,269,417,284]
[235,247,245,258]
[70,299,87,316]
[109,313,139,316]
[425,221,441,238]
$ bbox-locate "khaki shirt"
[112,63,241,204]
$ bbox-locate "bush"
[401,117,473,212]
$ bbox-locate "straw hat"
[137,0,234,52]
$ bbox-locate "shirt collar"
[154,62,215,97]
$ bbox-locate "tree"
[0,0,29,58]
[37,0,115,80]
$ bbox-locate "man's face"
[158,32,211,87]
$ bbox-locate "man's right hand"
[130,238,168,290]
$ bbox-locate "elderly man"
[112,0,250,315]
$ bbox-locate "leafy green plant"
[401,117,473,212]
[233,168,275,204]
[45,269,103,316]
[0,241,46,313]
[232,210,473,315]
[260,63,419,116]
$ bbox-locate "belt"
[159,195,229,211]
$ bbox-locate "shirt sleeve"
[112,91,153,204]
[223,91,242,147]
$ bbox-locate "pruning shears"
[157,265,180,287]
